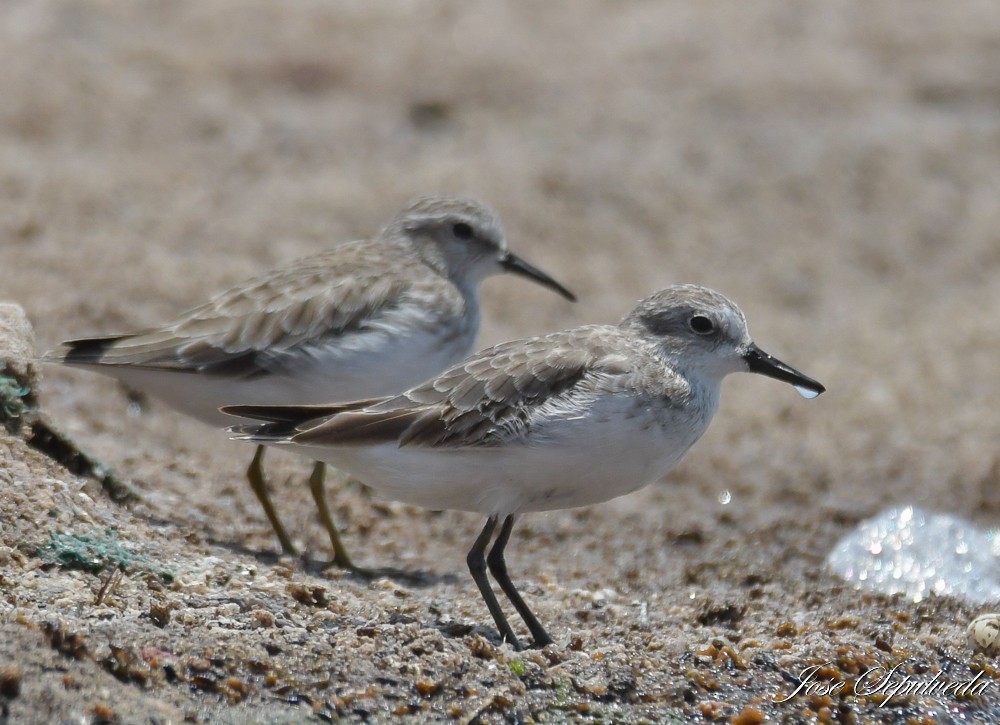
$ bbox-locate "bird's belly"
[276,328,475,403]
[80,327,475,428]
[290,406,707,516]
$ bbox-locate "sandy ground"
[3,1,1000,722]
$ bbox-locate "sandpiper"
[225,284,825,649]
[46,195,576,573]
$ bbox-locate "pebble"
[968,613,1000,655]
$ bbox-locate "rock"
[0,303,38,433]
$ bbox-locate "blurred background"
[3,0,1000,555]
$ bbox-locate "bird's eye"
[689,315,714,334]
[452,222,474,240]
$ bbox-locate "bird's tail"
[223,400,375,441]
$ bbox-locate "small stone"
[250,608,276,628]
[91,701,115,722]
[731,704,767,725]
[149,602,171,628]
[287,582,329,607]
[0,664,23,697]
[188,658,212,673]
[415,680,440,696]
[969,613,1000,654]
[468,636,496,660]
[775,621,797,637]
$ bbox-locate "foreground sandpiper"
[225,284,825,648]
[46,194,575,573]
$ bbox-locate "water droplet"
[717,489,731,505]
[794,385,820,399]
[827,506,1000,604]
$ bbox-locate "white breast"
[283,389,720,516]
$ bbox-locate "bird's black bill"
[743,343,825,397]
[500,253,577,302]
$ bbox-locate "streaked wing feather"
[54,243,436,376]
[449,376,489,410]
[292,407,426,446]
[483,371,519,400]
[288,325,633,449]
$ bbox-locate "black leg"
[487,515,553,648]
[467,516,521,649]
[245,445,297,555]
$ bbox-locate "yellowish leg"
[308,461,364,572]
[245,445,297,555]
[309,464,434,584]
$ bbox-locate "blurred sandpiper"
[46,194,576,574]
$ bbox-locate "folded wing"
[230,326,634,449]
[50,245,424,378]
